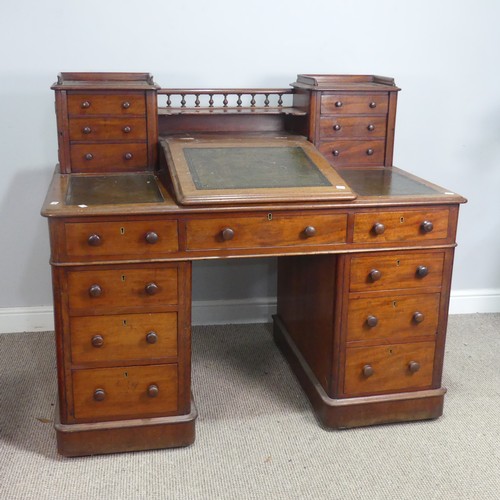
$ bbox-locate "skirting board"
[1,290,499,334]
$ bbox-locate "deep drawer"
[318,140,385,166]
[319,115,387,139]
[321,93,389,115]
[344,341,435,395]
[352,209,450,243]
[64,220,179,258]
[67,93,146,116]
[186,213,347,250]
[346,293,440,342]
[349,251,445,292]
[70,312,178,364]
[69,117,147,141]
[67,266,178,314]
[72,363,178,420]
[70,143,148,173]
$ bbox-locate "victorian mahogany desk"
[41,73,466,456]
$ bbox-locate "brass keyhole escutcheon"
[120,227,125,235]
[392,301,398,308]
[121,275,126,282]
[396,259,401,266]
[399,217,405,224]
[267,213,273,221]
[124,371,128,378]
[388,349,393,354]
[122,319,127,327]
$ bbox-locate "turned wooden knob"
[81,101,91,109]
[413,312,425,324]
[84,153,94,161]
[82,126,92,134]
[366,315,378,328]
[362,365,374,377]
[416,265,429,278]
[122,101,131,109]
[369,269,382,282]
[123,126,132,133]
[372,222,386,235]
[88,284,102,297]
[335,101,343,107]
[145,231,159,244]
[87,234,102,246]
[408,361,421,373]
[147,384,159,398]
[332,149,340,157]
[146,331,158,344]
[221,228,234,241]
[124,152,133,160]
[304,226,316,238]
[369,102,377,108]
[94,389,106,401]
[421,220,434,233]
[366,148,374,156]
[91,335,104,347]
[367,124,375,131]
[333,124,341,131]
[145,283,159,295]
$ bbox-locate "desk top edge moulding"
[41,72,466,456]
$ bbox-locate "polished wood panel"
[349,251,445,292]
[72,363,178,420]
[321,93,389,115]
[67,93,146,116]
[344,341,435,395]
[69,117,147,141]
[64,219,178,258]
[186,213,347,250]
[70,312,178,364]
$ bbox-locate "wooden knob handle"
[124,152,133,160]
[81,101,91,109]
[413,312,425,324]
[122,101,131,109]
[146,331,158,344]
[145,283,159,295]
[145,231,159,244]
[369,269,382,282]
[221,228,234,241]
[304,226,316,238]
[421,220,434,233]
[84,153,94,161]
[147,384,159,398]
[335,101,343,108]
[372,222,385,235]
[333,124,341,131]
[366,148,374,156]
[123,126,132,133]
[367,124,375,131]
[332,149,340,157]
[91,335,104,347]
[93,389,106,401]
[366,315,378,328]
[362,365,374,377]
[369,102,377,108]
[89,284,102,297]
[408,361,421,373]
[416,265,429,278]
[87,234,102,246]
[82,126,92,134]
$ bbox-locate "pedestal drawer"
[72,364,178,420]
[344,341,435,396]
[349,251,445,292]
[70,312,178,364]
[318,140,385,166]
[67,266,178,314]
[69,117,147,141]
[67,93,146,116]
[321,94,389,115]
[319,115,387,139]
[347,293,440,343]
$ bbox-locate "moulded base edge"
[54,397,198,457]
[272,315,446,429]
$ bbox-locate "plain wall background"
[1,0,499,319]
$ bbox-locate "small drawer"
[67,93,146,116]
[67,266,178,314]
[321,94,389,115]
[344,341,435,395]
[349,251,445,292]
[70,312,178,364]
[64,220,179,258]
[353,209,450,243]
[319,116,387,139]
[70,143,148,173]
[69,117,147,141]
[186,213,347,251]
[318,140,385,166]
[346,293,440,343]
[72,364,178,420]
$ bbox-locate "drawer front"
[69,117,147,141]
[321,94,389,115]
[70,312,177,364]
[67,266,178,313]
[319,116,387,139]
[353,209,450,243]
[70,143,148,172]
[186,214,347,251]
[64,220,179,258]
[344,341,435,395]
[72,364,178,420]
[67,93,146,116]
[319,140,385,165]
[347,293,440,342]
[349,251,445,292]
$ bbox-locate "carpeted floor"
[0,314,499,499]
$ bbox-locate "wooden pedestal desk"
[41,73,466,456]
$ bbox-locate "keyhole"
[392,301,398,308]
[121,275,126,282]
[267,213,273,221]
[396,259,401,266]
[120,227,125,235]
[388,349,393,354]
[124,371,128,378]
[122,319,127,327]
[400,217,405,224]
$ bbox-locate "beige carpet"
[0,314,499,499]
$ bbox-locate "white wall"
[1,0,499,331]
